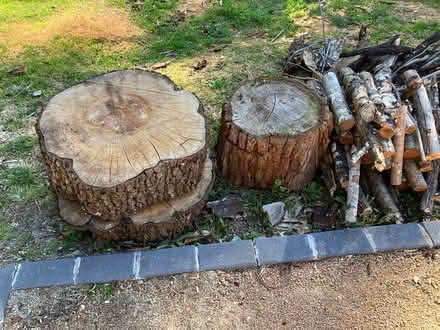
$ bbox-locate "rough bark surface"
[58,157,215,241]
[391,104,407,185]
[407,71,440,160]
[404,160,428,192]
[367,168,403,223]
[421,160,440,213]
[216,78,332,190]
[38,70,208,221]
[323,72,354,131]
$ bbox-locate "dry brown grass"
[0,1,143,57]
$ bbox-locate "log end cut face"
[39,70,205,187]
[231,79,322,136]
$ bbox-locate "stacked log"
[285,30,440,224]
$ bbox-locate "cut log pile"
[285,29,440,224]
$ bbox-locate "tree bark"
[374,38,401,117]
[340,67,376,123]
[37,70,208,222]
[419,160,433,173]
[59,157,215,241]
[323,72,355,131]
[404,133,420,160]
[345,145,361,224]
[391,104,407,185]
[420,160,440,214]
[404,160,428,192]
[216,78,332,190]
[405,111,417,134]
[367,168,403,223]
[404,71,440,160]
[320,150,338,196]
[331,141,349,189]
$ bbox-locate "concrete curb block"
[1,221,439,328]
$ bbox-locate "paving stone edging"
[1,221,440,328]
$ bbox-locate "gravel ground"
[5,249,440,329]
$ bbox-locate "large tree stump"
[216,78,332,190]
[58,157,214,241]
[37,70,208,222]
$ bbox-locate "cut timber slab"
[38,70,207,221]
[216,78,332,190]
[58,157,215,241]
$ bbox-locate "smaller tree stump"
[216,78,332,190]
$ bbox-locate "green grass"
[0,216,13,241]
[0,136,36,155]
[0,0,73,24]
[135,0,297,61]
[326,0,440,43]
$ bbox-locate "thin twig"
[271,29,285,43]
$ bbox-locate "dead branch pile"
[284,28,440,224]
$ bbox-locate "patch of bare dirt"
[394,0,440,22]
[177,0,216,18]
[5,250,440,329]
[0,3,142,56]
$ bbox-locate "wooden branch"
[404,160,428,192]
[341,45,412,58]
[323,72,355,131]
[404,133,420,160]
[420,160,440,214]
[345,145,361,224]
[367,168,403,223]
[404,70,440,160]
[330,141,349,189]
[391,104,407,185]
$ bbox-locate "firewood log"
[331,141,349,189]
[404,70,440,160]
[420,160,440,213]
[323,72,355,131]
[404,160,428,192]
[367,168,403,223]
[359,71,395,138]
[403,133,420,160]
[405,111,417,134]
[391,104,407,185]
[320,150,338,196]
[427,81,440,133]
[419,160,433,173]
[345,145,361,224]
[340,67,376,123]
[374,38,401,117]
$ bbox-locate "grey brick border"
[1,221,440,328]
